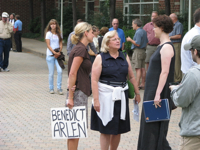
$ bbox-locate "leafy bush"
[22,33,40,38]
[123,27,135,56]
[86,1,127,29]
[55,6,84,42]
[29,17,41,33]
[178,12,191,36]
[87,1,109,28]
[26,6,83,42]
[87,12,110,28]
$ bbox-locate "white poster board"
[50,106,87,139]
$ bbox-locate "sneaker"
[3,68,10,72]
[57,89,63,95]
[49,89,54,94]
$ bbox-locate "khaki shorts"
[145,45,157,63]
[132,48,146,69]
[179,136,200,150]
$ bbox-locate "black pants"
[14,31,22,52]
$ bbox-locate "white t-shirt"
[93,36,99,53]
[45,31,60,56]
[181,25,200,74]
[9,19,15,26]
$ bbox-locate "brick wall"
[116,0,123,10]
[0,0,55,33]
[159,0,181,14]
[76,0,85,16]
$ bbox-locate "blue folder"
[143,99,170,123]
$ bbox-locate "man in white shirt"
[0,12,13,72]
[9,13,16,51]
[181,8,200,74]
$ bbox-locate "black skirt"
[90,90,130,135]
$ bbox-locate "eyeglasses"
[113,23,119,25]
[110,38,121,41]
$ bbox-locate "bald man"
[169,13,183,83]
[109,18,126,50]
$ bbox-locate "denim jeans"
[0,39,11,69]
[46,55,62,90]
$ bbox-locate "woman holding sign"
[66,22,94,150]
[137,15,175,150]
[90,30,141,150]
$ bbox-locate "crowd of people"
[0,12,23,72]
[62,8,200,150]
[1,7,200,150]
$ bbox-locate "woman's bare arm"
[91,54,102,112]
[67,57,83,109]
[154,44,174,108]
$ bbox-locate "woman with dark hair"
[45,19,63,94]
[98,27,109,52]
[137,15,175,150]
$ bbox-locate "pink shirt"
[143,22,160,45]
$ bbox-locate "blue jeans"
[0,39,11,69]
[46,55,62,90]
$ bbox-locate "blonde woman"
[45,19,63,94]
[66,22,94,150]
[91,30,141,150]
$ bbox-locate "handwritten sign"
[50,106,87,139]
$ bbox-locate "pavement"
[0,38,182,150]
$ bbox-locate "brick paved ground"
[0,39,182,150]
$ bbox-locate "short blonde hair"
[101,30,118,53]
[71,22,92,44]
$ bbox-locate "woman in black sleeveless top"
[138,15,175,150]
[91,30,141,150]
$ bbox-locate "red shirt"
[143,22,160,45]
